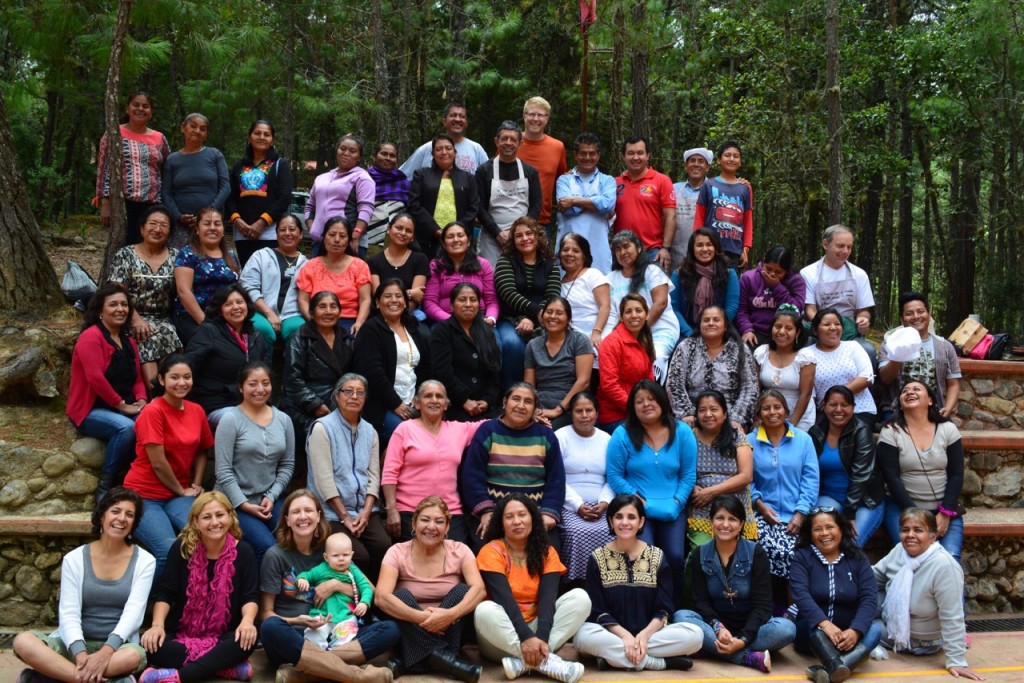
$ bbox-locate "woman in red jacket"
[67,283,148,501]
[597,294,655,432]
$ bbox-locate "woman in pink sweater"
[381,380,487,544]
[597,294,655,432]
[422,221,499,324]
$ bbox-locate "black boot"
[809,629,850,683]
[664,656,694,671]
[428,647,481,683]
[386,656,407,679]
[839,640,871,672]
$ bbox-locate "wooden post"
[582,24,589,132]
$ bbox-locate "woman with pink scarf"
[139,492,259,683]
[670,227,739,338]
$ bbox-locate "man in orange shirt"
[516,96,567,236]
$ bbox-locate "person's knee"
[12,630,41,657]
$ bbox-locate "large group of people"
[17,93,986,683]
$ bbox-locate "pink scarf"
[691,263,717,321]
[177,534,238,664]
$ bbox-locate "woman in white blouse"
[806,307,876,431]
[556,390,613,582]
[752,304,816,430]
[559,233,610,358]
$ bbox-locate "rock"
[973,452,1001,471]
[965,599,980,614]
[0,480,30,508]
[983,469,1022,498]
[963,550,988,575]
[33,552,62,570]
[995,380,1023,400]
[1013,571,1024,599]
[26,478,48,493]
[965,420,985,430]
[976,410,996,423]
[957,402,974,419]
[976,577,999,602]
[960,387,975,402]
[0,444,42,480]
[977,396,1016,415]
[72,235,85,245]
[37,603,56,625]
[0,583,12,600]
[70,437,106,468]
[962,469,982,496]
[997,576,1012,593]
[34,499,78,516]
[62,470,99,496]
[41,452,75,477]
[972,379,994,395]
[15,565,49,601]
[1,600,40,626]
[50,566,61,583]
[998,417,1015,429]
[1,547,25,562]
[992,558,1007,575]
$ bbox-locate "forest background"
[1,0,1021,337]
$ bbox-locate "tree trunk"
[99,0,135,284]
[896,99,913,295]
[0,90,62,315]
[630,1,650,140]
[947,127,981,331]
[371,0,393,143]
[609,3,626,168]
[445,0,468,104]
[825,0,843,224]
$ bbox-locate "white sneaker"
[503,656,528,680]
[536,653,585,683]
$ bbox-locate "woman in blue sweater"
[790,507,882,683]
[606,379,696,606]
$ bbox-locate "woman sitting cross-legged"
[13,488,154,683]
[573,494,703,672]
[374,496,487,682]
[674,494,797,673]
[790,506,883,683]
[138,492,258,683]
[474,495,591,683]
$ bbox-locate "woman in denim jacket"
[674,494,795,673]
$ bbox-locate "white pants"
[474,588,591,662]
[574,622,703,670]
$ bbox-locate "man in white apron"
[474,121,541,265]
[671,147,713,272]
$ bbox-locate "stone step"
[959,359,1024,376]
[962,430,1024,450]
[964,507,1024,537]
[0,513,91,536]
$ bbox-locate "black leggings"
[147,632,255,682]
[394,584,471,667]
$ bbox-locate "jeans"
[641,516,688,606]
[816,495,886,547]
[673,609,797,664]
[135,496,196,581]
[235,498,284,567]
[76,408,138,477]
[495,321,527,392]
[260,615,399,667]
[884,498,964,563]
[380,410,405,444]
[795,617,883,656]
[207,406,233,433]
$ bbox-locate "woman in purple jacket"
[736,246,806,348]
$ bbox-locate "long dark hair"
[768,304,808,350]
[483,495,549,578]
[82,282,135,333]
[437,221,483,275]
[205,283,255,328]
[886,379,949,430]
[694,389,738,459]
[189,207,239,272]
[373,277,416,327]
[618,293,655,361]
[610,230,649,295]
[448,283,500,372]
[796,507,862,559]
[679,228,730,310]
[699,305,750,388]
[625,379,676,451]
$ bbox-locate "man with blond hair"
[517,96,567,233]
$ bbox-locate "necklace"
[562,268,584,300]
[384,246,410,269]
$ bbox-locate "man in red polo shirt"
[613,136,677,271]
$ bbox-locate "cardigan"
[748,425,820,522]
[184,320,269,414]
[597,324,654,424]
[407,163,480,256]
[352,315,431,428]
[58,544,155,655]
[494,255,562,323]
[427,317,501,422]
[808,414,885,513]
[239,247,307,318]
[422,257,500,322]
[67,325,147,426]
[790,546,877,636]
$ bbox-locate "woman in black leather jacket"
[807,385,886,546]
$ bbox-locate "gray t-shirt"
[878,421,961,508]
[260,544,322,623]
[81,545,139,642]
[525,329,593,409]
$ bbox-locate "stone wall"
[963,537,1024,614]
[961,449,1023,509]
[0,437,102,516]
[953,374,1024,431]
[0,535,83,627]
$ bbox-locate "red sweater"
[597,324,654,424]
[66,325,147,426]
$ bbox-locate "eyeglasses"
[339,389,366,398]
[808,506,836,515]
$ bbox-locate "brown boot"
[295,647,393,683]
[274,664,317,683]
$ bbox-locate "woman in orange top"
[474,496,591,683]
[295,217,371,336]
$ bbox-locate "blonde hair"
[523,96,551,115]
[178,491,242,559]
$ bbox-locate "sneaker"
[536,653,585,683]
[663,656,693,671]
[18,670,58,683]
[139,669,181,683]
[216,660,254,681]
[741,649,771,673]
[502,657,528,680]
